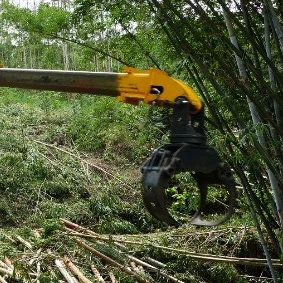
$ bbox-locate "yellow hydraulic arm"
[0,66,202,113]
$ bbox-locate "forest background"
[0,0,282,282]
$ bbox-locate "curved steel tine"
[142,172,179,227]
[190,182,209,225]
[190,172,237,226]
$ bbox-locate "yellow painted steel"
[0,65,203,113]
[116,67,203,113]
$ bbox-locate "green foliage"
[2,2,71,35]
[42,219,62,238]
[67,96,157,163]
[0,88,161,235]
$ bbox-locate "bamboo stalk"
[55,259,78,283]
[3,258,13,270]
[64,229,283,267]
[0,267,12,276]
[127,255,185,283]
[75,239,151,283]
[90,265,105,283]
[144,257,166,268]
[15,235,33,250]
[0,275,8,283]
[63,256,93,283]
[105,241,185,283]
[61,219,98,236]
[108,271,117,283]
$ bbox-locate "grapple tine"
[141,145,237,227]
[142,170,179,227]
[190,167,237,226]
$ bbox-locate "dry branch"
[63,256,93,283]
[75,239,152,283]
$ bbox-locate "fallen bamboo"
[108,271,117,283]
[90,265,105,283]
[127,255,185,283]
[144,257,166,268]
[63,256,93,283]
[82,238,184,283]
[35,140,132,188]
[55,259,78,283]
[0,267,12,277]
[130,261,140,273]
[75,239,152,283]
[15,235,33,250]
[61,219,98,236]
[0,275,8,283]
[64,229,283,267]
[3,258,13,270]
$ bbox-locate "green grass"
[0,87,273,282]
[0,87,162,232]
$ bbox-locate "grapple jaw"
[141,144,237,227]
[141,99,237,227]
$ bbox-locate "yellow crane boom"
[0,66,202,113]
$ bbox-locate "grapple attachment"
[141,98,237,227]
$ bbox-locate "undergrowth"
[0,88,163,232]
[0,88,275,282]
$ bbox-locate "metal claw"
[190,167,237,226]
[141,145,237,227]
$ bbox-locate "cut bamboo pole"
[15,235,33,250]
[0,275,8,283]
[64,229,283,267]
[55,259,78,283]
[3,258,13,270]
[75,239,151,283]
[90,265,105,283]
[109,271,117,283]
[127,255,185,283]
[144,257,166,268]
[61,219,98,236]
[63,256,93,283]
[0,267,12,276]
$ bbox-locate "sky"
[12,0,55,9]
